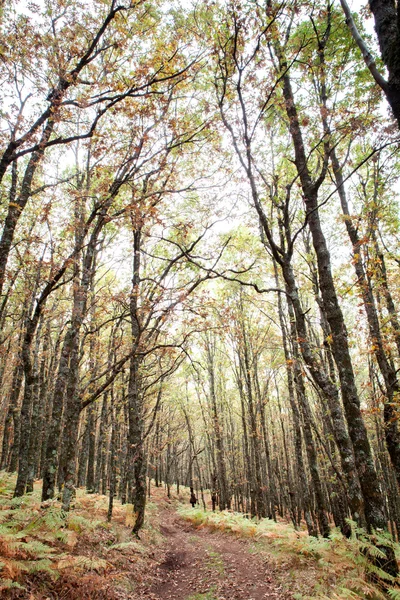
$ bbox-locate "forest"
[1,0,400,597]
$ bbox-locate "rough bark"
[368,0,400,125]
[372,233,400,359]
[107,401,117,522]
[279,60,390,548]
[332,149,400,488]
[95,392,108,493]
[205,336,231,511]
[275,263,316,535]
[0,121,54,299]
[128,229,147,537]
[41,328,73,500]
[1,362,23,471]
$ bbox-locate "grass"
[178,506,400,599]
[205,546,225,574]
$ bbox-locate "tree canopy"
[1,0,400,585]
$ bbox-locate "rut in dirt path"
[137,509,292,600]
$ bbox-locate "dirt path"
[134,507,292,600]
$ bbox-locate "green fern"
[329,528,345,543]
[357,541,388,560]
[107,541,144,553]
[23,507,64,533]
[67,514,101,533]
[57,555,108,572]
[345,577,388,600]
[18,540,56,558]
[0,510,13,523]
[364,561,397,583]
[9,495,29,509]
[18,558,55,575]
[0,579,26,591]
[388,588,400,600]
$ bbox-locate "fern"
[344,577,388,600]
[388,588,400,600]
[57,555,109,572]
[23,506,64,533]
[0,471,152,598]
[364,561,397,583]
[107,541,144,553]
[67,514,102,533]
[18,558,55,575]
[18,540,56,558]
[0,510,13,524]
[55,530,68,543]
[179,502,400,600]
[357,541,388,560]
[0,579,25,591]
[332,591,360,600]
[9,495,28,509]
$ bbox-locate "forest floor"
[131,501,291,600]
[1,472,397,599]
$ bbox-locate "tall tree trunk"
[95,392,108,493]
[42,327,74,501]
[77,413,90,488]
[238,316,266,518]
[0,122,54,298]
[26,319,45,492]
[61,341,81,511]
[279,60,393,571]
[371,232,400,359]
[128,228,146,537]
[108,401,118,522]
[129,355,146,536]
[14,279,46,497]
[206,336,231,510]
[330,134,400,490]
[1,362,23,471]
[86,403,96,492]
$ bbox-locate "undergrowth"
[179,507,400,599]
[0,471,163,599]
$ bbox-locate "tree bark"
[205,335,231,511]
[332,149,400,488]
[279,61,391,551]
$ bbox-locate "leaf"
[57,555,109,572]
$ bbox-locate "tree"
[340,0,400,126]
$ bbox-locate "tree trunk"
[42,328,74,501]
[331,145,400,489]
[205,336,231,510]
[280,62,388,534]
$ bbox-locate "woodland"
[1,0,400,594]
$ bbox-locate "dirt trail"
[134,507,292,600]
